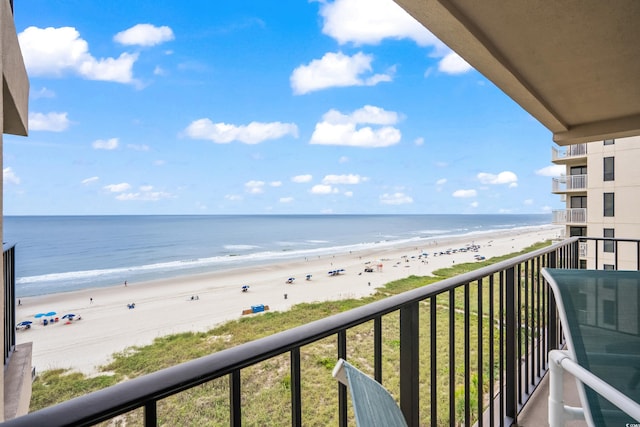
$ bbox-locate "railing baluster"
[144,401,157,427]
[464,282,470,427]
[489,274,495,426]
[230,370,241,427]
[430,297,437,425]
[338,330,347,427]
[477,278,483,427]
[505,266,517,423]
[400,302,419,427]
[374,317,382,383]
[499,271,505,427]
[449,289,456,426]
[291,348,302,427]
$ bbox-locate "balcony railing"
[551,174,587,193]
[4,244,16,367]
[552,208,587,224]
[551,143,587,162]
[13,237,640,426]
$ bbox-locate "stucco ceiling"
[394,0,640,145]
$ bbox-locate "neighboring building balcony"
[551,174,587,193]
[7,237,640,426]
[552,208,587,224]
[551,143,587,164]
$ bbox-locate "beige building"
[1,0,30,421]
[552,136,640,270]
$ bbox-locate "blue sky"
[4,0,564,215]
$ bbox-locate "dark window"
[579,259,587,269]
[604,157,614,181]
[570,165,587,175]
[603,300,616,326]
[571,196,587,209]
[604,228,615,253]
[570,226,587,237]
[604,264,616,270]
[604,139,615,145]
[604,193,615,217]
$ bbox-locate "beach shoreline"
[16,225,563,375]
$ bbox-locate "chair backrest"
[332,358,408,427]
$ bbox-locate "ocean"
[3,214,551,297]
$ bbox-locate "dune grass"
[29,240,551,425]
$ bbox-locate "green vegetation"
[30,240,551,426]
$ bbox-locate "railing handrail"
[3,237,580,426]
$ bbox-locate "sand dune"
[15,225,562,375]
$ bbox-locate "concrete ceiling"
[394,0,640,145]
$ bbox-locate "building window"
[604,157,614,181]
[604,228,615,253]
[603,264,616,270]
[604,139,615,145]
[604,193,615,217]
[570,226,586,237]
[571,196,587,209]
[579,259,587,269]
[570,165,587,175]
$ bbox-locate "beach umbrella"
[61,314,76,319]
[17,321,32,327]
[34,313,46,318]
[45,311,57,317]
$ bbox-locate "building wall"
[556,136,640,269]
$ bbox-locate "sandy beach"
[15,225,562,375]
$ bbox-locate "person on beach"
[90,297,93,304]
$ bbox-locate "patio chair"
[332,358,407,427]
[543,268,640,427]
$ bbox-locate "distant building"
[552,136,640,269]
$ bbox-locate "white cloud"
[81,176,99,185]
[116,189,173,201]
[114,24,174,47]
[279,197,294,203]
[290,51,393,94]
[414,137,424,146]
[477,171,518,185]
[31,87,55,99]
[310,184,336,194]
[3,168,20,185]
[322,174,366,184]
[310,105,401,147]
[270,181,282,187]
[535,165,565,177]
[225,194,243,201]
[92,138,119,150]
[245,180,266,194]
[292,174,313,183]
[127,144,150,151]
[379,192,413,205]
[541,205,552,213]
[452,189,477,198]
[29,112,70,132]
[319,0,440,47]
[436,178,447,185]
[523,199,534,205]
[438,52,473,74]
[344,191,354,197]
[18,26,139,84]
[184,119,298,144]
[470,201,479,208]
[339,156,349,163]
[104,183,131,193]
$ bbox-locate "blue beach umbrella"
[45,311,57,317]
[62,314,76,319]
[34,313,46,318]
[17,321,32,327]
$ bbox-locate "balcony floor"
[518,366,587,426]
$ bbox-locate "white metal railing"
[548,350,640,426]
[551,143,588,161]
[552,175,587,192]
[552,208,587,224]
